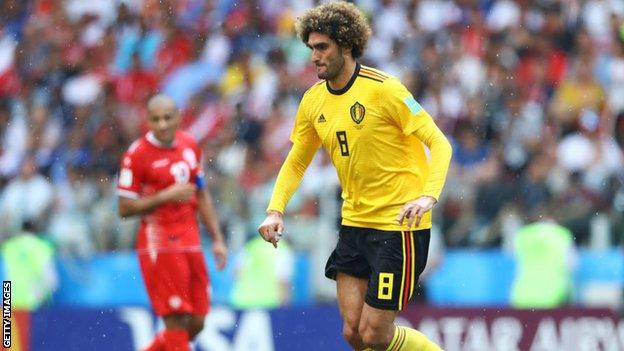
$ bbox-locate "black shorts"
[325,225,431,310]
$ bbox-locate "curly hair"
[295,1,371,59]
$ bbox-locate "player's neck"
[146,131,176,148]
[327,59,357,91]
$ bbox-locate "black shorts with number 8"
[325,225,431,310]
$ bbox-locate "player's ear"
[340,45,353,60]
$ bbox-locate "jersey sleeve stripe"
[117,189,139,199]
[357,74,384,83]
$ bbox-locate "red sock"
[143,331,165,351]
[162,329,191,351]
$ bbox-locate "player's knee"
[188,318,205,340]
[163,314,188,330]
[342,323,362,346]
[358,322,390,348]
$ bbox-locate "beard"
[317,49,345,80]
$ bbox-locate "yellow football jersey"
[268,64,451,231]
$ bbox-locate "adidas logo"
[318,114,326,123]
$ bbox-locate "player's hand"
[160,183,197,202]
[212,240,227,271]
[396,196,437,230]
[257,211,284,248]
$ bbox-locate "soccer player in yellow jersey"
[258,2,452,350]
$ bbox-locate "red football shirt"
[117,131,203,252]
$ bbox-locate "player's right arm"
[257,141,318,247]
[258,92,320,247]
[118,183,196,218]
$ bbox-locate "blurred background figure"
[117,94,227,351]
[1,219,57,311]
[510,211,577,309]
[231,233,294,309]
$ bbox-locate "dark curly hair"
[295,1,371,59]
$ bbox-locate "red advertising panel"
[9,311,29,351]
[399,306,623,351]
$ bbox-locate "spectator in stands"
[0,154,54,239]
[0,98,27,182]
[48,164,97,257]
[549,54,605,133]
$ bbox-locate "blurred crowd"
[1,0,623,258]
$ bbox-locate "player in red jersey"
[117,94,227,351]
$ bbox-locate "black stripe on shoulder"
[357,74,383,83]
[361,66,389,79]
[359,70,388,82]
[362,67,389,78]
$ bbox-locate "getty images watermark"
[2,281,10,348]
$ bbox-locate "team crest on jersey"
[350,102,365,124]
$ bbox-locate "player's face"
[147,105,179,145]
[307,32,345,80]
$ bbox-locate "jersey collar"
[326,62,360,95]
[146,131,177,148]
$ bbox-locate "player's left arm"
[397,117,453,227]
[193,144,227,269]
[197,185,227,270]
[412,115,453,201]
[382,78,453,228]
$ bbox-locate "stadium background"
[0,0,623,350]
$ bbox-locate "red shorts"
[138,250,210,316]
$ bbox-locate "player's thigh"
[139,251,192,287]
[325,225,371,280]
[336,272,368,330]
[187,251,210,315]
[365,229,430,311]
[139,251,194,315]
